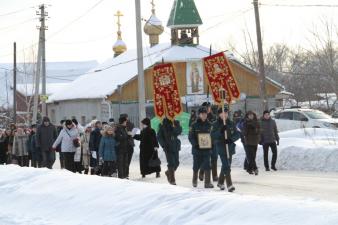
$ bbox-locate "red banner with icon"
[152,63,182,120]
[203,52,240,104]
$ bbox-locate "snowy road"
[128,163,338,203]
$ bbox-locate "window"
[293,112,308,121]
[279,112,293,120]
[303,111,331,119]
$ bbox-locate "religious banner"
[152,63,182,120]
[186,61,204,94]
[203,52,240,104]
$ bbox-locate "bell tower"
[167,0,203,46]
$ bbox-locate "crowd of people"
[0,103,279,193]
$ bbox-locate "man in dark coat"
[260,110,279,171]
[89,121,102,175]
[134,118,161,178]
[211,107,240,192]
[189,107,214,189]
[243,111,261,175]
[115,117,130,179]
[200,102,217,182]
[119,114,135,179]
[36,117,58,169]
[157,118,182,185]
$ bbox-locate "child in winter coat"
[99,126,118,177]
[12,128,29,167]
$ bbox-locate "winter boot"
[225,174,235,192]
[156,172,160,178]
[165,170,171,184]
[84,168,89,175]
[204,170,214,189]
[170,170,176,185]
[271,166,277,171]
[254,169,259,176]
[199,170,204,181]
[90,168,95,175]
[211,159,218,182]
[217,171,225,191]
[192,171,198,187]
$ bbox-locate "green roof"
[167,0,203,28]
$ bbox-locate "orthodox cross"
[114,10,123,39]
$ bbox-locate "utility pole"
[135,0,146,125]
[37,4,48,117]
[5,71,9,108]
[253,0,268,111]
[32,30,42,125]
[13,42,17,124]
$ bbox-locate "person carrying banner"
[211,106,240,192]
[189,107,214,189]
[157,117,182,185]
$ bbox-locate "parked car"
[273,108,338,132]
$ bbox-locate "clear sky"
[0,0,337,63]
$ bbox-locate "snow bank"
[1,165,338,225]
[133,128,338,172]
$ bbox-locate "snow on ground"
[132,128,338,173]
[1,165,338,225]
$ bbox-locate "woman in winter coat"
[80,126,92,174]
[0,129,9,164]
[134,118,161,178]
[243,111,261,175]
[12,128,29,167]
[52,120,80,172]
[99,126,118,177]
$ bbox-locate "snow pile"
[134,128,338,172]
[1,165,338,225]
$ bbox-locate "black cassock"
[134,127,161,176]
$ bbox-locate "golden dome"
[113,11,127,56]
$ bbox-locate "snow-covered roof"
[48,43,283,102]
[16,83,69,97]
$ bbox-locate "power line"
[260,3,338,7]
[0,45,173,81]
[200,7,253,34]
[0,0,105,59]
[0,18,35,32]
[0,6,32,17]
[46,0,105,41]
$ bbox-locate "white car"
[273,108,338,132]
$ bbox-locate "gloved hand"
[276,140,280,146]
[220,125,227,133]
